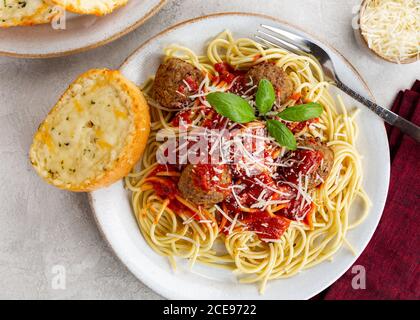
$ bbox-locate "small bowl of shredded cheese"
[357,0,419,64]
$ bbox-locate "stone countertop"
[0,0,417,299]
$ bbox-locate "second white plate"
[0,0,166,58]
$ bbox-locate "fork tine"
[256,30,306,55]
[260,24,311,53]
[253,35,273,48]
[254,34,298,54]
[254,35,287,52]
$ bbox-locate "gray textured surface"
[0,0,417,300]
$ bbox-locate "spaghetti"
[125,31,370,293]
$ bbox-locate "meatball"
[151,57,204,109]
[302,139,334,187]
[278,138,334,188]
[178,164,231,207]
[246,62,294,105]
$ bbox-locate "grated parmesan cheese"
[360,0,419,63]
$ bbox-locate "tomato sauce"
[214,62,237,84]
[146,165,198,219]
[201,107,227,130]
[146,62,322,241]
[171,108,195,127]
[177,75,200,94]
[284,118,317,134]
[184,75,199,91]
[221,172,293,239]
[275,190,315,222]
[191,164,230,195]
[213,62,248,94]
[278,149,323,185]
[241,211,291,240]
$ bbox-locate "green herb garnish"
[278,102,323,122]
[266,119,297,150]
[255,79,276,115]
[206,92,256,124]
[206,89,320,150]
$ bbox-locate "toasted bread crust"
[30,69,150,192]
[49,0,128,16]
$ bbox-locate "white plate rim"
[0,0,167,58]
[89,12,391,300]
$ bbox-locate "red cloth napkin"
[316,80,420,300]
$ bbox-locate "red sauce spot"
[229,75,249,95]
[191,164,230,195]
[146,165,198,219]
[290,92,301,101]
[225,73,237,84]
[184,75,199,92]
[240,173,286,206]
[177,84,185,94]
[222,172,293,239]
[168,200,195,218]
[278,149,323,185]
[214,62,232,74]
[150,177,178,200]
[201,107,227,129]
[241,211,291,240]
[253,54,262,62]
[171,109,195,127]
[276,190,315,222]
[284,118,316,134]
[214,62,245,85]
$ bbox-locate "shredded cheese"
[360,0,420,63]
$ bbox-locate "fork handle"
[336,80,420,143]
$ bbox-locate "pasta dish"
[125,31,370,293]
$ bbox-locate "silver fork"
[255,24,420,143]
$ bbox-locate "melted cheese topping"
[50,0,127,15]
[360,0,420,62]
[31,71,134,188]
[0,0,58,27]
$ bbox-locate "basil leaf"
[206,92,256,123]
[266,119,297,150]
[255,79,276,115]
[278,102,323,122]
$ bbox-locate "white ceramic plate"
[0,0,166,58]
[89,13,390,300]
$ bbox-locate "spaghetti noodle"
[125,30,370,293]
